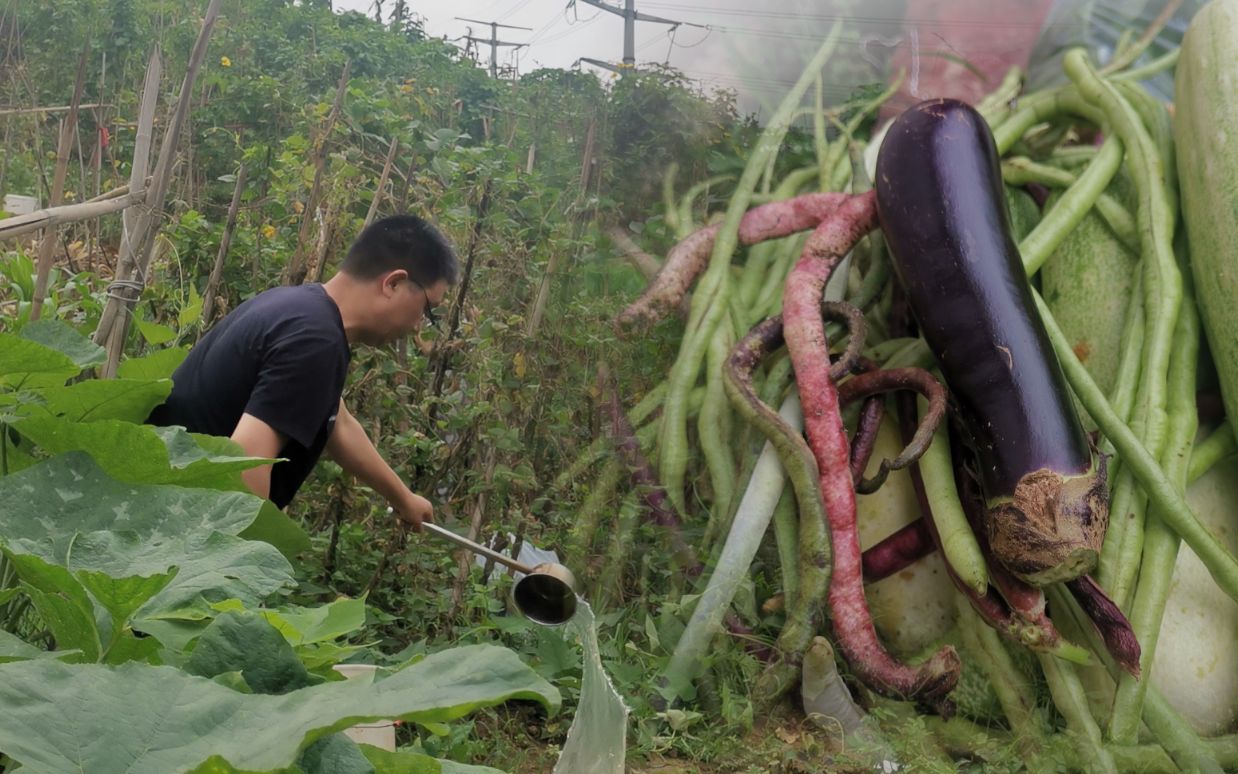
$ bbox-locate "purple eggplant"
[874,98,1108,586]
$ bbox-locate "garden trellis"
[1,1,222,378]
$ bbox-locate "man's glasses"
[409,279,440,328]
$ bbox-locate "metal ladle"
[418,520,578,626]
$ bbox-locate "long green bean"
[1064,49,1182,613]
[1046,584,1222,773]
[752,233,807,320]
[956,598,1053,770]
[814,75,830,191]
[1017,137,1127,274]
[663,392,798,697]
[770,486,799,604]
[1034,290,1238,601]
[1038,652,1118,774]
[658,24,844,516]
[1095,272,1145,575]
[698,322,738,534]
[975,66,1024,129]
[1112,80,1177,217]
[1187,422,1236,484]
[1109,48,1180,84]
[1109,272,1200,742]
[917,394,987,595]
[1002,154,1138,251]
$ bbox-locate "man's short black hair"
[340,214,459,286]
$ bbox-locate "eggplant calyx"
[986,458,1109,586]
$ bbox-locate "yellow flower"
[261,224,276,239]
[220,56,232,68]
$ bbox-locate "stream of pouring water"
[553,599,628,774]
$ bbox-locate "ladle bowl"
[418,520,578,626]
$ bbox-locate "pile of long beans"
[560,15,1238,772]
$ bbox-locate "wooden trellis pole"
[523,116,596,337]
[200,163,247,328]
[286,60,350,286]
[0,186,145,242]
[89,48,162,349]
[95,0,223,377]
[363,136,400,228]
[29,47,88,322]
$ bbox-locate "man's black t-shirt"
[148,284,350,507]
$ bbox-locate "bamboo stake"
[449,446,498,616]
[0,191,145,242]
[90,49,161,346]
[394,152,417,213]
[286,60,350,286]
[523,117,595,337]
[92,51,106,272]
[606,225,662,280]
[97,0,223,377]
[29,47,88,321]
[363,136,399,228]
[429,182,491,409]
[0,103,110,117]
[200,163,246,327]
[0,117,12,196]
[308,195,338,284]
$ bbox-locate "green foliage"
[0,0,773,768]
[603,65,739,219]
[0,322,562,772]
[185,610,317,693]
[0,645,558,773]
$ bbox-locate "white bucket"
[3,194,38,216]
[331,663,397,751]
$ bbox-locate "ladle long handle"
[419,521,535,575]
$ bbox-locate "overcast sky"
[331,0,897,114]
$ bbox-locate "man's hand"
[328,400,433,530]
[390,490,434,532]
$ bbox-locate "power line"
[531,12,605,46]
[575,0,703,69]
[497,0,537,23]
[639,2,1075,30]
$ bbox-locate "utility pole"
[576,0,696,70]
[457,17,531,79]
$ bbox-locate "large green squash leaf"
[0,454,294,623]
[213,596,367,647]
[185,611,316,694]
[0,644,559,774]
[23,379,172,423]
[0,452,263,543]
[19,319,105,368]
[74,529,292,618]
[297,734,374,774]
[8,552,104,661]
[117,345,190,380]
[0,629,60,663]
[13,421,269,490]
[239,502,313,560]
[0,332,78,388]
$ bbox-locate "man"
[148,214,456,530]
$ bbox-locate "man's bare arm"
[231,412,286,500]
[326,400,433,529]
